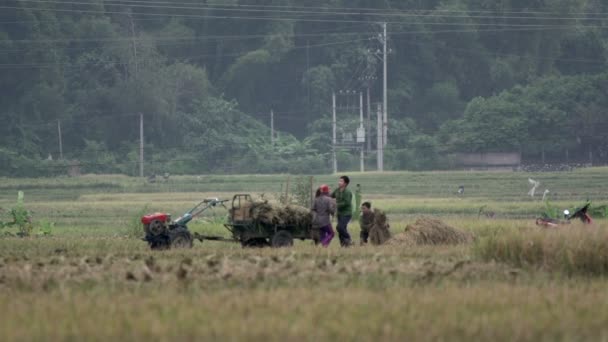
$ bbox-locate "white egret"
[528,178,540,197]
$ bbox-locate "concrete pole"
[57,120,63,160]
[382,22,388,147]
[377,103,383,172]
[360,92,364,173]
[139,113,144,178]
[359,92,364,127]
[366,85,371,152]
[332,92,337,174]
[270,109,275,146]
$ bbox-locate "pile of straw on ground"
[369,209,391,245]
[387,217,473,246]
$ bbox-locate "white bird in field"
[542,189,549,201]
[528,178,540,197]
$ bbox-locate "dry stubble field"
[1,170,608,341]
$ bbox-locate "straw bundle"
[238,201,313,228]
[387,217,473,246]
[369,209,391,245]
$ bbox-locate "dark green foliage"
[2,191,33,236]
[125,205,150,239]
[1,0,607,175]
[1,191,56,237]
[542,200,562,220]
[36,220,54,236]
[588,205,608,218]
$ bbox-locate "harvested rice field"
[1,170,608,341]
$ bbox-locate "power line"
[107,0,608,17]
[0,24,582,48]
[2,26,605,69]
[3,3,608,27]
[3,29,377,43]
[1,23,365,45]
[399,39,608,65]
[0,37,374,69]
[341,58,368,92]
[13,0,608,18]
[14,0,608,21]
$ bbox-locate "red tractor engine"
[142,213,171,236]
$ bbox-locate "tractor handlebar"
[187,198,230,218]
[204,198,230,206]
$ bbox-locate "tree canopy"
[1,0,607,175]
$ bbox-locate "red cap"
[320,184,330,193]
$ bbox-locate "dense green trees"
[443,73,608,160]
[1,0,607,175]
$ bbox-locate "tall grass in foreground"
[3,284,608,341]
[475,224,608,275]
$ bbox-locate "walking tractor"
[142,197,230,250]
[142,194,316,250]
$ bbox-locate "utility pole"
[359,92,365,173]
[332,92,337,174]
[57,119,63,160]
[366,84,372,152]
[382,22,388,147]
[377,103,383,172]
[139,113,144,178]
[270,109,275,146]
[360,74,376,152]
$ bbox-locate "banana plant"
[4,191,33,237]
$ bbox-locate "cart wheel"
[169,227,193,249]
[242,238,269,248]
[271,231,293,248]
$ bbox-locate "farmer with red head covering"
[312,184,335,247]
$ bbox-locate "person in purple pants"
[312,184,336,247]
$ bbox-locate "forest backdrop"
[1,0,608,176]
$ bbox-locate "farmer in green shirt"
[331,175,353,247]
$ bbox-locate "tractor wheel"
[169,227,193,249]
[147,234,170,250]
[242,238,269,248]
[271,230,293,248]
[148,219,166,236]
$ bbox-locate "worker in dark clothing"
[331,175,353,247]
[359,202,374,245]
[312,184,335,247]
